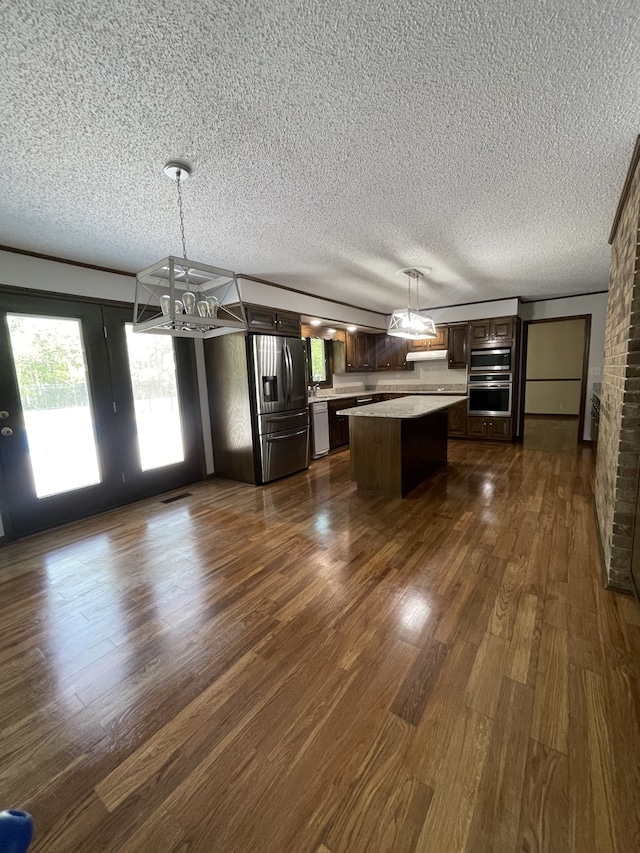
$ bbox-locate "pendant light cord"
[176,169,188,260]
[407,269,420,313]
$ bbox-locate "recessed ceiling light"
[326,328,336,335]
[310,319,322,326]
[347,325,357,332]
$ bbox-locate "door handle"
[266,429,307,441]
[267,413,304,421]
[1,427,13,437]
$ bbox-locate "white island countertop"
[337,395,468,419]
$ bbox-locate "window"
[306,337,333,387]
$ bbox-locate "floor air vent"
[160,492,193,504]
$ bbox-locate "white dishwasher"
[310,400,330,458]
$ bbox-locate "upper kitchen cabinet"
[447,322,469,369]
[345,332,377,372]
[469,316,515,345]
[376,335,409,371]
[245,305,301,336]
[407,325,448,352]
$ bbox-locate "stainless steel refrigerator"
[204,333,310,485]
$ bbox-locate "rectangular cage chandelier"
[134,256,247,338]
[133,161,248,338]
[387,267,437,340]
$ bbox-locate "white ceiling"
[1,0,638,314]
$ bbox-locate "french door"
[0,292,203,539]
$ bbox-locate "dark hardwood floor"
[1,421,639,852]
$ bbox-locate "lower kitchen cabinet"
[467,416,512,440]
[328,398,355,448]
[447,401,467,436]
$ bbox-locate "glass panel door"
[7,314,102,497]
[0,293,204,540]
[103,306,204,503]
[124,324,185,471]
[0,294,121,538]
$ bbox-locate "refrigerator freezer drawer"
[258,409,309,436]
[259,426,309,483]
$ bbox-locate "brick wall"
[595,141,640,592]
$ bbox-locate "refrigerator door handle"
[283,342,292,405]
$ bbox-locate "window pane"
[309,338,327,382]
[7,315,101,498]
[125,326,185,471]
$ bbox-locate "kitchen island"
[337,395,467,498]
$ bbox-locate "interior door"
[0,293,204,539]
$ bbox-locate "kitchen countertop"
[337,395,468,419]
[310,389,466,402]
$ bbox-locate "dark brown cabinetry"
[246,305,301,336]
[328,398,354,448]
[466,416,512,440]
[376,335,408,370]
[447,323,469,369]
[407,325,448,352]
[469,316,515,345]
[447,401,468,436]
[345,333,378,372]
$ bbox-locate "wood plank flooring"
[1,418,639,852]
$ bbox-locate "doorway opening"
[521,316,590,452]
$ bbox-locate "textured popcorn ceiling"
[1,0,638,312]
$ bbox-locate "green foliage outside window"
[309,338,327,383]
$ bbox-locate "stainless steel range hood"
[406,349,448,362]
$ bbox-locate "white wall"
[0,249,134,301]
[428,297,520,324]
[519,292,608,439]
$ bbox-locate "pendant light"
[387,267,437,340]
[133,162,247,338]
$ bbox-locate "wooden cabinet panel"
[246,305,278,332]
[467,416,488,437]
[245,305,301,336]
[345,333,377,371]
[448,323,468,369]
[466,416,512,440]
[276,311,302,336]
[407,325,448,352]
[492,317,515,342]
[447,401,467,436]
[487,418,512,440]
[328,398,355,448]
[469,320,493,344]
[469,316,515,345]
[376,335,408,370]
